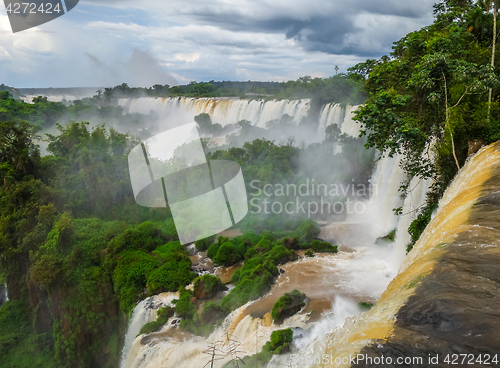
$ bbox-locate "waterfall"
[121,293,178,368]
[393,175,433,265]
[300,143,500,367]
[317,103,344,138]
[22,94,83,103]
[121,298,157,367]
[118,97,311,128]
[316,104,361,140]
[339,105,361,137]
[116,97,363,143]
[364,155,407,238]
[119,100,434,368]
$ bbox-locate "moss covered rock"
[269,328,293,354]
[309,240,338,253]
[271,289,307,324]
[281,236,300,250]
[193,274,223,299]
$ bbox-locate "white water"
[317,103,361,140]
[363,154,407,238]
[268,296,361,368]
[393,174,433,265]
[120,98,432,368]
[118,97,363,140]
[339,105,362,138]
[21,93,95,103]
[118,97,311,128]
[121,293,178,368]
[122,249,399,368]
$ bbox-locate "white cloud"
[0,0,436,87]
[174,53,201,63]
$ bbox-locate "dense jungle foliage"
[0,113,352,366]
[350,0,500,248]
[3,0,500,365]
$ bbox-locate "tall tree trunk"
[443,72,461,170]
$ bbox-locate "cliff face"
[314,142,500,367]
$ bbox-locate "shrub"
[375,229,396,245]
[213,242,241,266]
[206,242,220,259]
[195,235,215,252]
[294,219,320,245]
[159,218,178,240]
[157,306,174,319]
[153,241,187,259]
[305,249,314,257]
[279,236,300,250]
[222,328,293,367]
[240,230,262,246]
[0,300,31,356]
[408,199,439,252]
[266,244,296,265]
[221,267,274,312]
[200,301,224,325]
[107,222,165,254]
[138,318,164,335]
[113,251,160,311]
[138,307,172,335]
[30,254,61,286]
[229,269,242,284]
[146,254,195,294]
[173,288,196,320]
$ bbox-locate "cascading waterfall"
[317,104,361,139]
[121,293,178,368]
[118,97,363,138]
[392,175,433,265]
[118,97,311,128]
[117,97,433,368]
[363,155,407,238]
[339,105,362,138]
[320,152,408,250]
[22,94,82,103]
[293,143,500,368]
[318,103,345,137]
[121,298,157,368]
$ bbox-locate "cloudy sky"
[0,0,436,88]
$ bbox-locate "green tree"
[353,2,500,193]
